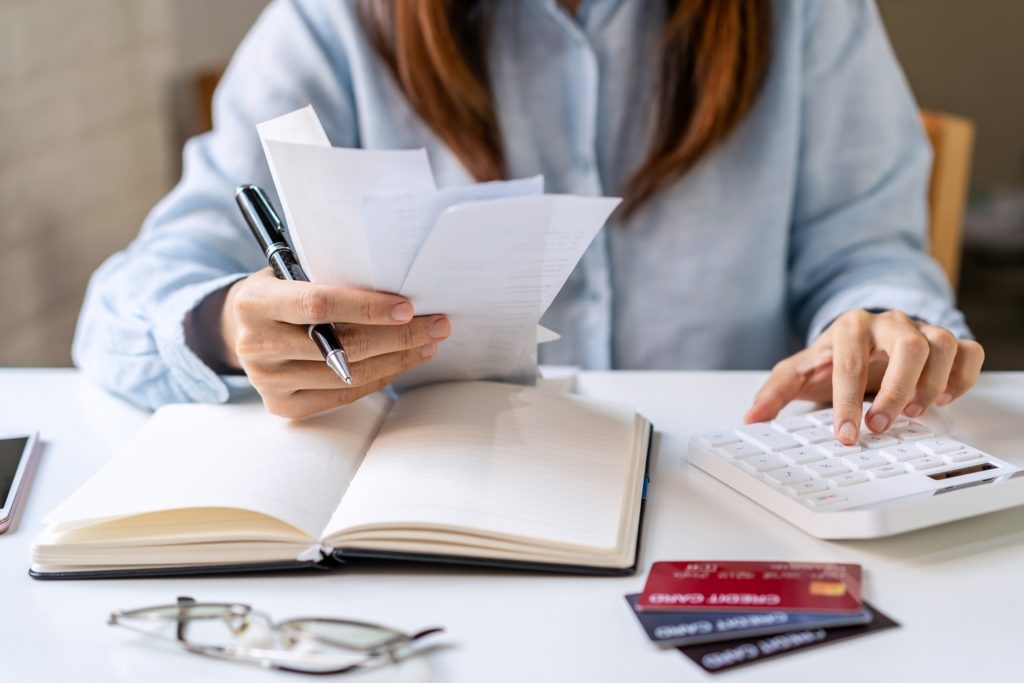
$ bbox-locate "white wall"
[0,0,268,366]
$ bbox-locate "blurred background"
[0,0,1021,369]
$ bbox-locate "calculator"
[688,406,1024,539]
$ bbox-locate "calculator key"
[805,460,850,477]
[718,442,763,460]
[788,480,829,496]
[830,472,869,487]
[779,446,824,465]
[869,464,906,478]
[764,467,811,486]
[916,437,963,456]
[859,433,899,449]
[806,492,848,507]
[842,450,888,470]
[697,431,742,448]
[906,456,944,471]
[736,425,799,452]
[741,453,787,473]
[806,408,834,427]
[881,443,925,462]
[771,415,815,433]
[944,447,983,463]
[817,440,862,457]
[891,423,933,441]
[794,427,837,445]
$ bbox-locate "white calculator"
[688,406,1024,539]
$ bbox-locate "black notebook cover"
[29,426,654,581]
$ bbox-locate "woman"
[74,0,983,447]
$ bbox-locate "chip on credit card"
[637,561,862,613]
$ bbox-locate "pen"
[234,184,354,384]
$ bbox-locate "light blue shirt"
[73,0,969,410]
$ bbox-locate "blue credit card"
[625,593,873,648]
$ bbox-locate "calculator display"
[0,437,28,506]
[927,462,996,481]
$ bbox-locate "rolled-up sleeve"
[72,0,360,409]
[787,0,970,344]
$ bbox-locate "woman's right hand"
[218,269,449,418]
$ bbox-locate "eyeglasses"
[108,596,443,675]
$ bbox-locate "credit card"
[637,561,862,613]
[677,601,899,674]
[624,594,873,648]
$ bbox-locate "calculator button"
[841,450,888,470]
[830,472,869,487]
[916,437,963,456]
[859,433,899,449]
[788,480,829,496]
[718,442,762,460]
[794,427,836,445]
[891,423,934,441]
[869,464,906,478]
[906,456,944,471]
[881,444,925,462]
[817,440,862,457]
[764,467,811,486]
[741,453,787,473]
[736,425,799,452]
[806,409,835,427]
[944,447,982,463]
[806,492,848,507]
[806,460,850,477]
[698,431,742,448]
[771,415,815,433]
[779,446,824,465]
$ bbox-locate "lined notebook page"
[43,395,391,539]
[324,382,640,550]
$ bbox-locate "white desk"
[3,369,1024,682]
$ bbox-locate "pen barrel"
[309,322,344,355]
[268,248,307,282]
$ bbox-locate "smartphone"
[0,432,39,533]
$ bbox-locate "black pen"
[234,184,354,384]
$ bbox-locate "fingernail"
[867,413,889,433]
[838,420,858,443]
[420,343,437,360]
[391,302,413,322]
[936,392,953,406]
[429,316,451,340]
[905,403,924,417]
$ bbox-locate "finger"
[234,316,451,364]
[258,345,437,391]
[337,316,450,362]
[903,325,958,417]
[831,312,873,444]
[936,340,985,405]
[744,355,811,424]
[264,374,399,420]
[236,272,414,326]
[864,322,930,433]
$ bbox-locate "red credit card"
[637,561,862,613]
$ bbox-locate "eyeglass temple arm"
[175,595,197,643]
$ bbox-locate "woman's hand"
[217,269,449,419]
[744,309,984,444]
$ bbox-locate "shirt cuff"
[806,284,973,344]
[153,273,250,404]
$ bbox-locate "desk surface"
[2,369,1024,682]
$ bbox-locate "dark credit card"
[624,593,872,648]
[676,601,899,674]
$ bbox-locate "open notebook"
[30,382,652,579]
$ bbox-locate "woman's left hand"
[744,309,985,445]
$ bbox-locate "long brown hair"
[358,0,771,216]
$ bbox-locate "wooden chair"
[921,110,975,289]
